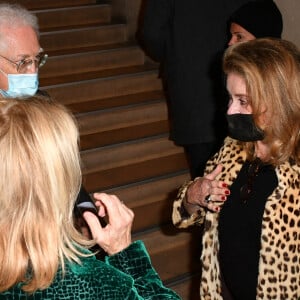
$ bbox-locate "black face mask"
[226,114,264,142]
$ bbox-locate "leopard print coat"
[172,137,300,300]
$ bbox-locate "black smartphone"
[75,200,107,228]
[74,198,107,260]
[74,188,107,227]
[76,200,98,216]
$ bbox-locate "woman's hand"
[185,164,230,213]
[83,193,134,255]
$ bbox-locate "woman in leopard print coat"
[173,38,300,300]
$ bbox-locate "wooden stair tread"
[107,173,189,207]
[35,4,111,32]
[78,100,169,149]
[42,71,162,108]
[40,45,145,80]
[106,172,190,232]
[77,100,167,135]
[168,274,201,300]
[80,120,169,150]
[81,136,184,174]
[18,0,98,10]
[40,57,149,86]
[132,224,202,283]
[44,41,139,56]
[68,90,165,113]
[40,24,127,53]
[82,152,187,192]
[81,137,188,191]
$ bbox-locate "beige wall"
[275,0,300,47]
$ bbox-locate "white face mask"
[0,73,39,98]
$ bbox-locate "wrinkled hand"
[83,193,134,255]
[186,164,230,212]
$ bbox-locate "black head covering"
[230,0,283,38]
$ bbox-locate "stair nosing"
[40,23,126,35]
[33,3,110,13]
[41,68,159,88]
[45,44,141,59]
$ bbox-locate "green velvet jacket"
[0,241,180,299]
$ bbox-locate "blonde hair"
[223,38,300,165]
[0,98,93,293]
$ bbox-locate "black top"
[218,159,278,300]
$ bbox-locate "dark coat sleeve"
[140,0,173,62]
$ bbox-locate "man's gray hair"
[0,3,39,36]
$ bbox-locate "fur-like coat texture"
[173,137,300,299]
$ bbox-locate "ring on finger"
[205,194,212,203]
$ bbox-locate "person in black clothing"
[140,0,249,179]
[228,0,283,46]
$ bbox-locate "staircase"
[16,0,202,298]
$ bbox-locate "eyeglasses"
[240,158,263,204]
[0,52,48,73]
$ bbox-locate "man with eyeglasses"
[0,3,48,98]
[0,2,104,241]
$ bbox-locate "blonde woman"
[173,38,300,299]
[0,98,180,299]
